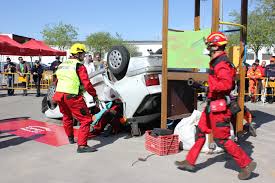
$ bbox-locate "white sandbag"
[174,110,225,153]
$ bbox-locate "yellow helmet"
[70,43,87,54]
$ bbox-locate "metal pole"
[194,0,201,31]
[236,0,248,133]
[212,0,220,32]
[161,0,169,129]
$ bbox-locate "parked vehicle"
[42,46,162,136]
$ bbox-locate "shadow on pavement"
[0,92,46,98]
[0,117,30,123]
[194,134,258,180]
[0,134,16,139]
[0,131,16,139]
[0,133,45,149]
[252,110,275,128]
[0,93,7,98]
[91,133,128,149]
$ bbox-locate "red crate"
[145,130,179,156]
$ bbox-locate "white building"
[126,40,162,56]
[246,47,275,66]
[1,33,273,67]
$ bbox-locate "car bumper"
[127,113,160,124]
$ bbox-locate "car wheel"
[41,96,49,113]
[47,84,57,110]
[107,46,130,79]
[131,123,141,136]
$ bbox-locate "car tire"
[41,96,49,113]
[107,46,130,79]
[47,84,57,110]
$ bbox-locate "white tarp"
[174,110,229,153]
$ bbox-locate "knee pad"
[195,125,206,141]
[213,138,228,149]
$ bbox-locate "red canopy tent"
[36,40,66,56]
[23,39,66,56]
[0,35,38,56]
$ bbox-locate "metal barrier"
[195,77,275,98]
[245,77,275,97]
[0,71,53,90]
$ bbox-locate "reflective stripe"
[216,122,230,127]
[213,138,229,149]
[58,66,74,70]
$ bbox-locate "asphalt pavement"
[0,92,275,183]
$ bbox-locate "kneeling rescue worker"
[175,32,257,180]
[53,43,99,153]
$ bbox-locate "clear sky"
[0,0,256,41]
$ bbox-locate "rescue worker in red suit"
[174,32,257,180]
[89,99,125,137]
[53,43,99,153]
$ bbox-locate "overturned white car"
[42,46,162,135]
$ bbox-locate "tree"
[41,22,78,50]
[124,44,140,57]
[111,33,140,57]
[86,32,114,56]
[228,9,273,58]
[86,32,139,57]
[256,0,275,51]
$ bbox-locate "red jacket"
[257,66,265,77]
[53,64,97,102]
[247,68,262,80]
[207,52,235,100]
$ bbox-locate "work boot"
[103,124,113,137]
[77,145,97,153]
[238,161,257,180]
[249,123,257,137]
[175,160,195,172]
[68,136,75,144]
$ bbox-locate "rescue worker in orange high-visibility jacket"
[174,32,257,180]
[53,43,100,153]
[247,63,262,103]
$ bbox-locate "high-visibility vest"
[55,59,81,95]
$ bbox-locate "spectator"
[258,61,266,77]
[50,56,62,73]
[247,63,262,103]
[254,59,260,66]
[93,53,104,70]
[265,56,275,104]
[50,56,62,83]
[256,60,266,101]
[84,54,95,76]
[237,62,251,101]
[31,60,44,97]
[4,58,16,96]
[16,57,30,96]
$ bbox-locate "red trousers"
[91,105,121,136]
[186,107,252,168]
[249,79,258,95]
[58,94,92,146]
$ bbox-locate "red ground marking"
[0,119,78,147]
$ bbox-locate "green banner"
[168,29,211,69]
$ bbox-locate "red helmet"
[205,32,228,47]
